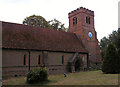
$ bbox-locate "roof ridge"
[2,21,74,35]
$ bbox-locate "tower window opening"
[86,17,88,24]
[86,16,90,24]
[73,17,77,25]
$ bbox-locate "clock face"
[88,32,92,38]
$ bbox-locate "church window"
[73,17,77,25]
[38,55,41,65]
[62,55,64,64]
[23,55,27,65]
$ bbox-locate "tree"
[100,37,109,60]
[100,29,120,73]
[23,15,68,31]
[116,29,120,73]
[48,19,67,31]
[100,29,120,60]
[23,15,50,28]
[116,28,120,51]
[102,43,119,74]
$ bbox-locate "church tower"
[68,7,101,65]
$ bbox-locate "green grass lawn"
[3,70,118,85]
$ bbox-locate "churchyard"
[2,70,118,85]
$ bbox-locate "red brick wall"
[68,7,101,65]
[2,49,88,76]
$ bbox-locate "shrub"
[26,67,48,84]
[88,65,101,71]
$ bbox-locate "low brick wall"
[2,66,28,77]
[46,65,67,75]
[2,65,68,77]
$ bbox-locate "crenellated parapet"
[69,7,94,17]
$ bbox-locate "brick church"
[1,7,101,76]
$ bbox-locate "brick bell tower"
[68,7,101,65]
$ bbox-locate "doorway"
[75,59,81,71]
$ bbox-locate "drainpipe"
[28,51,30,71]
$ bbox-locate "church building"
[1,7,101,77]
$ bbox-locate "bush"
[27,67,48,84]
[88,65,101,71]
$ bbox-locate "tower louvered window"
[73,17,77,25]
[86,16,90,24]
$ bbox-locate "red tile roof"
[2,21,88,53]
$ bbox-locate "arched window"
[73,17,77,25]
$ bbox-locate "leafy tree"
[100,29,120,60]
[48,19,67,31]
[23,15,50,28]
[109,31,118,44]
[100,37,109,60]
[23,15,67,31]
[100,29,120,73]
[102,43,119,74]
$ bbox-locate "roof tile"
[2,21,88,53]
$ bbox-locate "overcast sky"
[0,0,119,41]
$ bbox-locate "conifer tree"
[102,43,119,74]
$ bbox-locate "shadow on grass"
[26,80,52,85]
